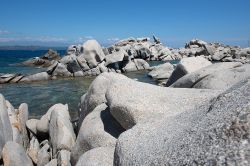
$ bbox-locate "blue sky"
[0,0,250,47]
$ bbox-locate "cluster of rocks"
[1,56,250,165]
[23,49,61,67]
[173,39,250,63]
[0,39,152,84]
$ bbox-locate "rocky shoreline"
[1,36,250,84]
[0,36,250,165]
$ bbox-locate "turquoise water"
[0,50,163,119]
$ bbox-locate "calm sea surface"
[0,50,166,119]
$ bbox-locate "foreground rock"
[114,78,250,165]
[172,63,250,90]
[49,104,76,156]
[71,104,124,165]
[2,141,33,166]
[0,94,13,159]
[76,147,114,166]
[166,56,212,86]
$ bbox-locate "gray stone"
[20,72,51,83]
[27,137,40,164]
[148,62,174,80]
[105,73,220,129]
[171,62,242,88]
[76,55,90,71]
[122,59,149,72]
[18,103,29,149]
[44,159,57,166]
[26,119,39,136]
[2,141,33,166]
[0,94,13,159]
[76,147,114,166]
[37,142,51,166]
[192,64,250,90]
[49,104,76,156]
[105,49,128,66]
[52,63,72,77]
[166,57,212,86]
[71,104,123,165]
[58,150,71,166]
[82,40,105,68]
[114,79,250,166]
[78,73,127,128]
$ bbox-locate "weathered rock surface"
[26,119,39,136]
[148,62,174,85]
[2,141,33,166]
[76,147,115,166]
[166,57,212,86]
[57,150,71,166]
[19,72,51,83]
[0,94,13,158]
[45,159,57,166]
[37,141,51,166]
[23,49,60,68]
[27,137,40,164]
[171,62,242,89]
[71,104,124,165]
[49,104,76,156]
[105,73,220,129]
[114,79,250,165]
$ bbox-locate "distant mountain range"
[0,46,67,50]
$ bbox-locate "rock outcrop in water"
[22,49,61,67]
[1,60,250,165]
[1,36,250,84]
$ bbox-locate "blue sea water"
[0,50,160,119]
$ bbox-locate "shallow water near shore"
[0,50,174,119]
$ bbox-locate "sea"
[0,50,165,119]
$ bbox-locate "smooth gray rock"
[18,103,29,149]
[37,142,51,166]
[36,104,56,139]
[148,62,174,80]
[106,73,220,129]
[58,150,71,166]
[193,64,250,90]
[114,79,250,166]
[122,59,149,72]
[171,62,242,88]
[78,73,127,128]
[44,159,57,166]
[0,94,13,159]
[82,40,105,68]
[166,57,212,86]
[2,141,33,166]
[19,72,50,82]
[77,55,90,71]
[105,49,128,66]
[26,119,39,136]
[71,104,124,165]
[27,137,40,164]
[49,104,76,156]
[76,147,114,166]
[51,62,72,77]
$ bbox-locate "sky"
[0,0,250,47]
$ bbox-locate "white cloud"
[77,36,94,43]
[0,36,67,43]
[107,38,120,42]
[0,30,10,35]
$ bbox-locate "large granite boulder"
[49,104,76,156]
[171,62,242,88]
[122,59,150,72]
[105,73,220,129]
[76,147,115,166]
[19,72,51,83]
[82,40,105,68]
[166,57,212,86]
[0,94,13,159]
[71,104,124,165]
[192,64,250,90]
[2,141,33,166]
[114,79,250,165]
[148,62,174,85]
